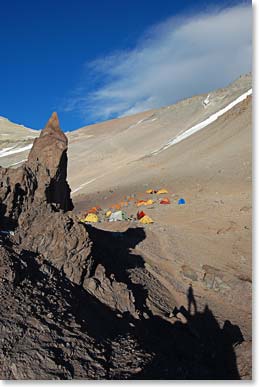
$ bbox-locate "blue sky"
[0,0,251,132]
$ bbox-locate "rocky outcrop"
[16,205,93,286]
[0,113,92,286]
[83,264,137,317]
[0,112,138,317]
[16,204,138,316]
[0,238,150,379]
[0,165,37,229]
[0,112,73,230]
[26,112,73,212]
[0,234,250,380]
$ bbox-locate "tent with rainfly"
[81,213,99,223]
[157,189,168,194]
[109,210,128,222]
[160,197,170,205]
[137,199,154,207]
[139,215,154,224]
[137,210,146,219]
[86,206,101,214]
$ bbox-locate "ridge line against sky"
[62,1,252,128]
[0,0,252,132]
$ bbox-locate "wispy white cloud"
[64,3,252,123]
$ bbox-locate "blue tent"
[178,198,186,205]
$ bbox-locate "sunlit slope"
[66,73,251,195]
[0,117,38,167]
[0,73,252,193]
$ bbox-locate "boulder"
[83,264,137,317]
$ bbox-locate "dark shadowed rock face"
[0,232,249,380]
[0,112,73,230]
[0,165,37,229]
[0,238,154,380]
[16,206,138,317]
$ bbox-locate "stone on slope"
[83,264,137,317]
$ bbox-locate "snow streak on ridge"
[0,144,33,158]
[152,88,252,155]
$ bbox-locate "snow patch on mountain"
[0,144,33,158]
[151,88,252,155]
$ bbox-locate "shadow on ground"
[3,224,244,380]
[135,301,243,379]
[83,225,244,379]
[86,225,151,315]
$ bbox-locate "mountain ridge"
[0,72,252,195]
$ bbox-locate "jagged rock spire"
[0,112,73,229]
[39,112,66,140]
[28,112,67,173]
[27,112,73,211]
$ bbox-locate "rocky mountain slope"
[0,73,252,379]
[0,117,37,167]
[0,73,251,193]
[67,73,252,197]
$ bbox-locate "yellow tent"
[139,215,154,224]
[146,189,154,194]
[137,199,154,207]
[83,213,99,223]
[157,189,168,194]
[106,210,112,218]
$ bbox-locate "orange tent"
[137,199,154,207]
[111,203,121,210]
[86,206,101,214]
[137,200,146,207]
[160,198,170,205]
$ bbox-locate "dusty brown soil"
[0,75,252,380]
[72,95,252,377]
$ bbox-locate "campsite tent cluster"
[79,189,186,225]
